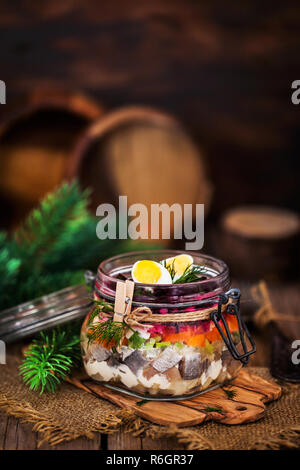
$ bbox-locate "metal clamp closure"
[210,288,256,365]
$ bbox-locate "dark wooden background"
[1,0,300,219]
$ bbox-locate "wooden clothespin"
[113,280,135,323]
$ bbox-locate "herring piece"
[152,347,182,373]
[221,349,234,366]
[179,353,208,380]
[164,366,181,383]
[123,350,148,375]
[142,365,159,380]
[88,344,110,362]
[107,354,121,368]
[138,367,171,389]
[85,360,116,381]
[207,359,222,380]
[120,346,135,361]
[118,364,139,388]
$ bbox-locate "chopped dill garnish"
[136,399,149,406]
[223,387,237,400]
[202,406,225,415]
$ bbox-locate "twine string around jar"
[124,300,233,329]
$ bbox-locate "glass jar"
[81,250,255,399]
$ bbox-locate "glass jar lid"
[0,284,92,343]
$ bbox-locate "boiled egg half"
[164,254,193,282]
[131,260,172,284]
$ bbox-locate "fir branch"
[15,181,90,265]
[0,233,21,308]
[0,181,158,311]
[19,323,82,394]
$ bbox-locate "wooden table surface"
[2,280,296,450]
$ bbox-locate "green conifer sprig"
[19,323,82,394]
[0,181,158,311]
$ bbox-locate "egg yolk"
[133,260,162,284]
[166,255,192,276]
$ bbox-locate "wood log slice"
[217,206,300,281]
[67,106,213,244]
[0,87,103,229]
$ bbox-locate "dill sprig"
[87,320,127,348]
[202,406,225,415]
[173,264,207,284]
[87,299,135,348]
[19,323,81,394]
[94,298,114,313]
[162,259,176,281]
[87,299,114,326]
[162,260,207,284]
[223,387,237,400]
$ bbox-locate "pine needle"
[19,323,82,394]
[0,181,163,312]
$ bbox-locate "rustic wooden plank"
[1,416,18,450]
[0,412,8,450]
[0,412,102,450]
[107,431,185,450]
[15,421,37,450]
[38,434,102,450]
[107,432,142,450]
[142,437,185,450]
[0,415,38,450]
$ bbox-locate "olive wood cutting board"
[68,369,281,427]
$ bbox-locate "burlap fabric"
[0,348,299,449]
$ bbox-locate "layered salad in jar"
[81,253,243,397]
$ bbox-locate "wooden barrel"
[215,206,300,281]
[67,106,213,244]
[0,88,103,229]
